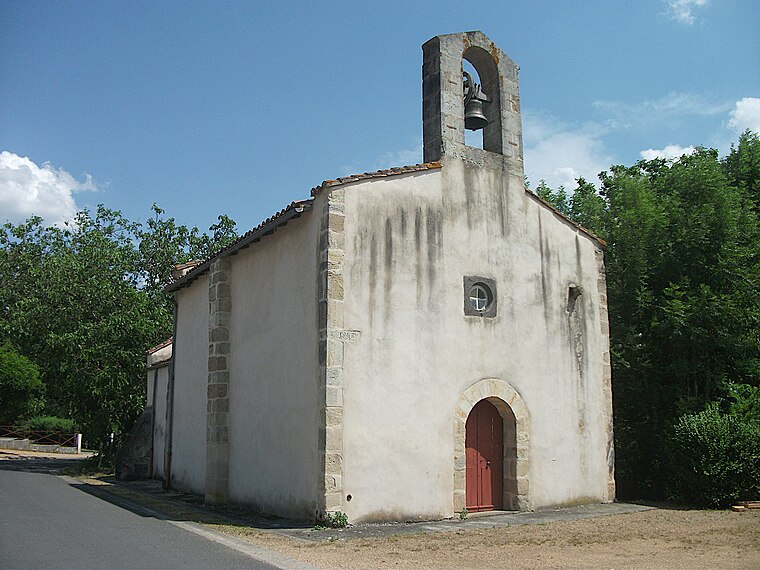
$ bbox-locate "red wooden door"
[465,400,503,511]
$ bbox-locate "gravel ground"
[3,450,756,569]
[212,508,760,570]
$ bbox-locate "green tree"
[138,205,237,304]
[529,137,758,501]
[0,207,167,443]
[595,146,759,498]
[0,205,238,447]
[569,177,607,238]
[0,342,44,424]
[723,130,760,211]
[535,180,570,216]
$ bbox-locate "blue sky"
[2,0,758,232]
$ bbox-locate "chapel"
[147,31,615,523]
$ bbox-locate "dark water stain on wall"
[463,164,475,230]
[537,210,550,324]
[384,218,393,316]
[496,174,508,237]
[425,206,442,290]
[368,234,377,328]
[414,207,424,303]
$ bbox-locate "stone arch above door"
[454,378,530,512]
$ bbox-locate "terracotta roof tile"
[147,337,173,354]
[201,199,314,264]
[310,162,442,196]
[173,260,202,271]
[166,200,313,291]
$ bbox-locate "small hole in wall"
[346,494,352,502]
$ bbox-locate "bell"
[464,98,488,131]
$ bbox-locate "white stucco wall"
[339,158,611,522]
[227,212,321,520]
[170,276,209,494]
[149,364,169,479]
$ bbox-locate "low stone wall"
[0,437,81,455]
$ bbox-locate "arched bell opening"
[463,60,486,150]
[463,46,503,155]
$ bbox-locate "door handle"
[486,460,491,466]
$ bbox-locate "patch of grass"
[61,454,113,477]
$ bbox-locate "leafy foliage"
[537,133,759,501]
[0,342,44,424]
[536,180,570,216]
[21,416,79,433]
[324,511,349,528]
[0,205,237,447]
[668,403,760,507]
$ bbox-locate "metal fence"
[0,425,79,447]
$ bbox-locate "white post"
[75,433,82,454]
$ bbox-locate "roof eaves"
[166,199,314,293]
[525,189,607,247]
[147,357,171,370]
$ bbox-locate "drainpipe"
[163,295,178,490]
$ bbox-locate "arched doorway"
[466,399,504,511]
[453,379,530,514]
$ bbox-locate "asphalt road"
[0,459,286,570]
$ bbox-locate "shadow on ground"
[0,450,89,474]
[2,451,657,544]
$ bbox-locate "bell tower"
[422,31,524,175]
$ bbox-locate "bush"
[668,403,760,507]
[325,511,349,528]
[0,343,44,424]
[21,416,79,433]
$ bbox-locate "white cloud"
[339,137,423,177]
[377,138,423,167]
[523,111,612,190]
[664,0,709,25]
[594,92,729,129]
[0,151,96,227]
[728,97,760,133]
[640,144,696,160]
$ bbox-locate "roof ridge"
[311,161,442,196]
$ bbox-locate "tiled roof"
[166,163,443,292]
[147,337,173,354]
[206,199,313,263]
[166,199,314,292]
[310,162,442,196]
[173,260,202,272]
